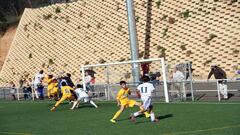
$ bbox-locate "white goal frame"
[81,58,169,103]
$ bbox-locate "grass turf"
[0,101,239,135]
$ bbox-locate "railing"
[0,79,239,102]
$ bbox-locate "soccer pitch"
[0,101,239,135]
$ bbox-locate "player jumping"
[110,81,150,123]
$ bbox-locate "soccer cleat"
[152,119,159,122]
[130,115,136,122]
[110,119,116,123]
[129,113,133,119]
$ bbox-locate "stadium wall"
[0,0,239,86]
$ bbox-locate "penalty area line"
[163,124,240,135]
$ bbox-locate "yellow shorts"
[51,89,58,95]
[121,100,136,107]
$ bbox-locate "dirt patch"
[0,25,17,71]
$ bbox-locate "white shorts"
[78,96,90,103]
[141,97,152,110]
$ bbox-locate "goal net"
[80,58,169,103]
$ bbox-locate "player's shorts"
[78,96,90,102]
[61,94,72,100]
[121,99,136,107]
[141,97,152,110]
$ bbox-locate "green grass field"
[0,101,240,135]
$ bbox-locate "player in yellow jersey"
[110,81,150,123]
[45,74,54,98]
[50,78,59,101]
[50,82,74,111]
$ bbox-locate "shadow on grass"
[77,104,97,109]
[134,114,173,124]
[157,114,173,120]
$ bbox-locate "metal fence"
[0,80,239,102]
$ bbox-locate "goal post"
[81,58,169,103]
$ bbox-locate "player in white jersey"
[131,76,158,122]
[70,84,98,109]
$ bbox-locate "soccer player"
[45,74,54,98]
[131,76,159,122]
[50,82,74,111]
[110,81,150,123]
[50,78,59,101]
[70,84,98,109]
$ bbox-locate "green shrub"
[180,10,191,19]
[139,51,144,58]
[186,50,193,56]
[99,58,106,64]
[233,49,239,54]
[168,17,176,24]
[28,53,32,59]
[48,59,54,65]
[162,28,168,37]
[161,15,168,21]
[117,25,122,31]
[135,16,140,23]
[119,58,126,62]
[156,0,161,9]
[55,7,61,13]
[43,14,52,20]
[42,63,46,68]
[180,45,187,50]
[209,34,217,40]
[203,58,216,66]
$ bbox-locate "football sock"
[35,91,39,99]
[71,101,78,109]
[140,106,145,111]
[150,113,155,121]
[76,102,80,108]
[112,110,122,120]
[144,112,150,118]
[90,100,98,108]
